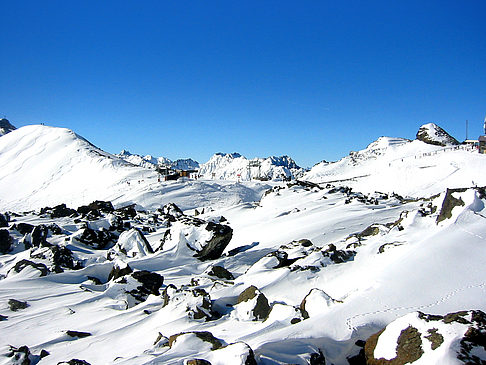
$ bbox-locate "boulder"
[194,222,233,261]
[364,310,486,364]
[300,288,335,319]
[0,229,13,254]
[77,200,114,215]
[30,245,83,273]
[76,227,116,249]
[235,286,271,321]
[113,228,153,257]
[207,265,234,280]
[57,359,91,365]
[168,331,223,350]
[436,188,466,223]
[11,222,34,235]
[46,204,78,218]
[8,299,29,311]
[321,244,355,264]
[0,212,8,228]
[66,330,92,338]
[162,286,215,321]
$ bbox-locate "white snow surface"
[305,136,485,197]
[1,124,486,364]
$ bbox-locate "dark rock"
[309,349,326,365]
[11,223,34,235]
[237,286,271,321]
[49,204,79,218]
[130,270,164,296]
[7,345,31,365]
[31,225,49,247]
[424,328,444,350]
[40,349,50,358]
[0,314,7,321]
[77,227,116,249]
[186,360,212,365]
[77,200,114,215]
[0,213,8,228]
[0,229,13,254]
[194,222,233,261]
[10,259,49,277]
[159,203,184,218]
[31,245,83,273]
[8,299,29,311]
[57,359,91,365]
[66,330,92,338]
[437,188,467,223]
[322,244,355,264]
[108,262,133,281]
[115,204,137,219]
[168,331,223,350]
[87,276,102,285]
[207,265,234,280]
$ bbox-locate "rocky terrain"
[0,122,486,364]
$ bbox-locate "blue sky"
[1,1,485,167]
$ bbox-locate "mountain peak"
[0,118,16,136]
[416,123,459,146]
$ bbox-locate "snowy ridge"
[305,133,484,198]
[198,152,304,181]
[117,150,199,171]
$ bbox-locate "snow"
[1,123,486,364]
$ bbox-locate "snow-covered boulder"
[300,288,335,319]
[233,285,271,321]
[111,228,153,258]
[162,285,215,321]
[365,310,486,364]
[416,123,459,147]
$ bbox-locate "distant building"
[479,136,486,154]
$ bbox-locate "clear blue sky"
[1,1,485,167]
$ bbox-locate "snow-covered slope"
[0,119,16,136]
[198,153,303,181]
[0,125,158,211]
[305,132,485,198]
[117,150,200,171]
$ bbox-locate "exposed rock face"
[40,204,78,218]
[436,188,466,223]
[0,118,16,136]
[364,310,486,364]
[235,285,271,321]
[194,222,233,261]
[0,229,13,253]
[76,227,116,249]
[416,123,459,147]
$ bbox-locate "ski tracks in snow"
[345,281,486,332]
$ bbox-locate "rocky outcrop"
[8,299,29,311]
[162,285,215,321]
[416,123,459,147]
[0,118,16,136]
[76,227,116,249]
[436,188,466,223]
[0,229,12,253]
[40,204,78,218]
[168,331,223,350]
[194,222,233,261]
[364,310,486,364]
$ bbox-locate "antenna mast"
[466,120,468,140]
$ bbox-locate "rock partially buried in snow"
[0,229,12,253]
[110,228,153,258]
[161,285,216,321]
[206,341,258,365]
[234,285,271,321]
[365,310,486,364]
[300,288,335,319]
[168,331,223,351]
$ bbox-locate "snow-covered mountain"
[117,150,200,171]
[198,152,304,180]
[0,118,16,136]
[305,124,483,197]
[1,121,486,364]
